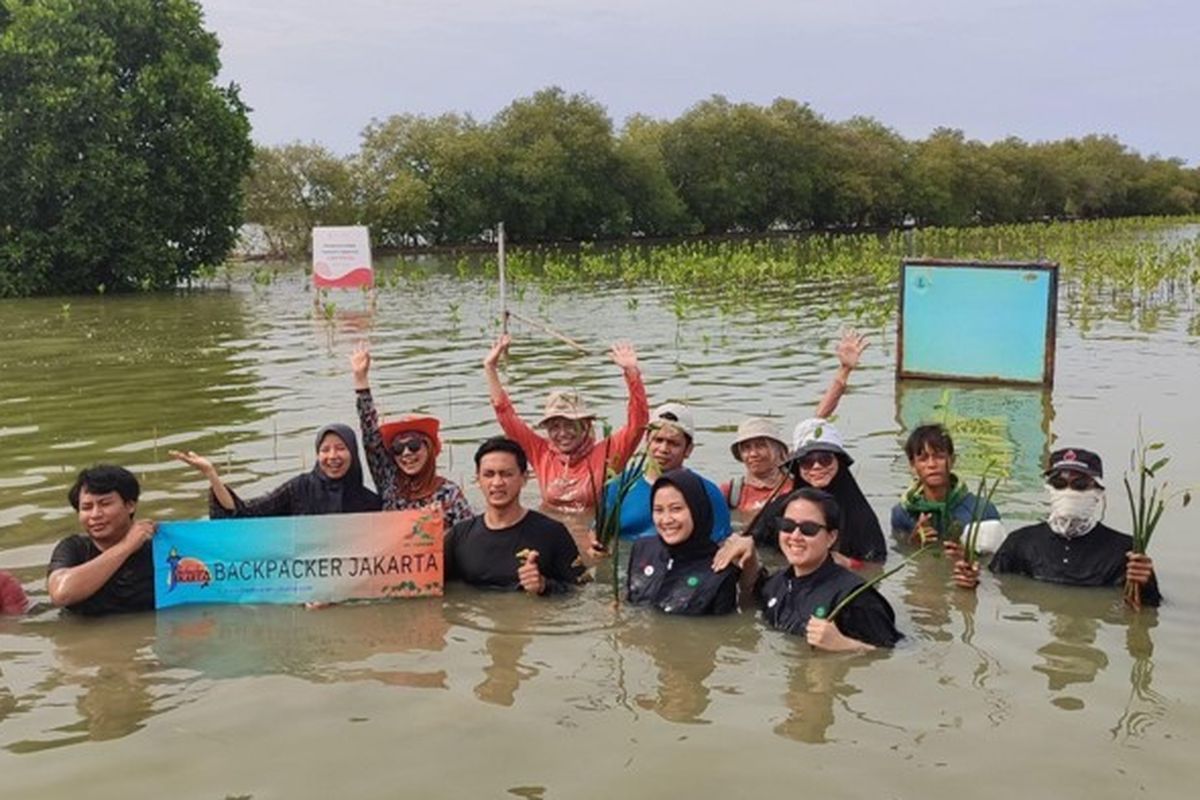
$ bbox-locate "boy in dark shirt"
[445,438,584,595]
[949,448,1160,605]
[47,465,157,616]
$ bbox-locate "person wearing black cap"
[949,448,1161,605]
[626,469,754,615]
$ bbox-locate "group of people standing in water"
[12,331,1161,655]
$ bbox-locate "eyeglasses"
[392,437,426,455]
[796,451,835,470]
[1048,474,1096,491]
[777,518,828,537]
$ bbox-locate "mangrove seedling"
[1123,432,1190,610]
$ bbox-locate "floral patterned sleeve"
[441,481,474,529]
[357,388,397,495]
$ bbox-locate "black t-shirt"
[444,510,584,594]
[47,534,156,616]
[757,557,902,647]
[988,521,1162,606]
[626,535,739,616]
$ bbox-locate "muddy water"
[1,259,1198,798]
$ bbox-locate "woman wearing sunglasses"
[171,423,382,517]
[719,488,901,651]
[627,469,758,615]
[351,343,473,528]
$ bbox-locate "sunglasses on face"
[797,451,835,470]
[1048,474,1096,491]
[392,437,426,455]
[777,518,828,537]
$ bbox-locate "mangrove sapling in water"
[589,424,651,604]
[818,541,937,624]
[1122,432,1191,610]
[959,465,1002,566]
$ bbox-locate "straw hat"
[534,389,596,427]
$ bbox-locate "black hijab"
[792,453,885,562]
[651,469,718,562]
[300,424,382,514]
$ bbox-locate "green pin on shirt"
[814,606,827,619]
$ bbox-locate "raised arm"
[601,341,650,468]
[47,521,155,608]
[483,334,512,407]
[351,342,398,494]
[170,450,236,512]
[814,329,868,419]
[483,335,545,459]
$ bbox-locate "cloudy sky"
[200,0,1200,164]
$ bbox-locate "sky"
[200,0,1200,165]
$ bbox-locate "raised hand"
[169,449,217,480]
[350,341,371,389]
[836,328,869,371]
[484,334,512,371]
[609,341,639,372]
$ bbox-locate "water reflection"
[995,576,1161,727]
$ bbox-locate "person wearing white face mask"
[949,448,1161,605]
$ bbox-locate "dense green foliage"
[247,88,1200,253]
[0,0,253,296]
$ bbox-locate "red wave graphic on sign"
[314,267,374,288]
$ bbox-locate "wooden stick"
[507,310,589,355]
[497,222,509,335]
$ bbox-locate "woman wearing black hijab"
[171,424,382,517]
[745,418,886,567]
[626,469,750,615]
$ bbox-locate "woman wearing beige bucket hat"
[483,334,648,513]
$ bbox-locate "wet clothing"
[626,535,738,615]
[211,423,381,518]
[988,521,1162,606]
[626,469,739,615]
[606,468,732,542]
[47,535,155,616]
[356,390,472,527]
[757,557,902,647]
[0,570,28,615]
[490,370,649,512]
[444,510,584,594]
[721,475,795,513]
[891,475,999,543]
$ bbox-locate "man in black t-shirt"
[445,438,584,595]
[949,448,1160,605]
[47,465,157,616]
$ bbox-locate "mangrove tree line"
[246,88,1200,256]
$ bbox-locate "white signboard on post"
[312,226,373,288]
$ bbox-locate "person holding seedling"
[891,424,1000,545]
[482,334,648,513]
[603,403,732,543]
[948,448,1161,606]
[444,437,584,595]
[716,488,903,652]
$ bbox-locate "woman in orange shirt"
[482,334,648,513]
